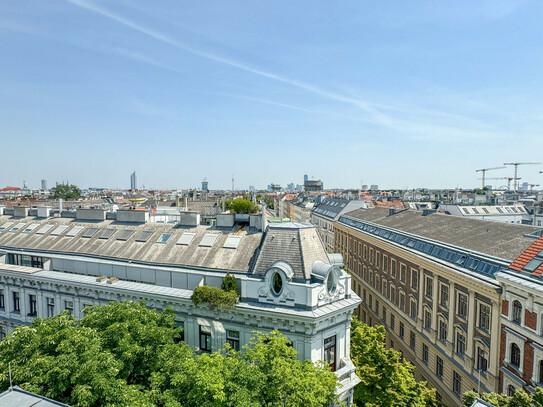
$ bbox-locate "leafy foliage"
[0,302,339,407]
[350,317,438,407]
[50,184,81,200]
[221,272,239,294]
[226,198,257,213]
[191,285,239,309]
[464,388,541,407]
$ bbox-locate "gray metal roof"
[254,224,330,280]
[0,386,71,406]
[343,208,539,262]
[0,216,261,272]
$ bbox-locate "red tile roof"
[509,235,543,277]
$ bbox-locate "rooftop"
[0,386,71,406]
[342,207,539,262]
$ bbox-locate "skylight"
[10,223,26,232]
[36,224,54,235]
[156,233,172,243]
[66,226,85,237]
[82,228,99,238]
[177,232,196,245]
[199,233,218,247]
[0,222,14,232]
[99,229,116,239]
[223,235,242,249]
[116,230,135,241]
[51,225,69,236]
[135,231,154,242]
[23,223,40,233]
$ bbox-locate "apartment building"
[311,198,367,253]
[495,234,543,395]
[334,207,539,406]
[0,209,361,403]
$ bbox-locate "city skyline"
[1,1,543,189]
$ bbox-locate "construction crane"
[504,162,542,191]
[530,184,540,192]
[475,167,505,189]
[477,177,520,190]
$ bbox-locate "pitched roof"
[342,207,539,262]
[0,386,71,406]
[509,235,543,277]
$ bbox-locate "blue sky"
[1,0,543,190]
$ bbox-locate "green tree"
[464,388,536,407]
[229,198,257,213]
[51,184,81,200]
[221,272,239,294]
[191,285,239,309]
[350,317,437,406]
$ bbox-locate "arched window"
[508,385,516,396]
[539,360,543,384]
[513,300,522,324]
[510,343,521,367]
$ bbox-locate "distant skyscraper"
[249,186,256,192]
[130,171,137,190]
[202,178,209,192]
[304,174,308,182]
[41,179,47,190]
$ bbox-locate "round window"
[327,271,337,295]
[272,272,283,295]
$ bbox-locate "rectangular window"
[226,329,240,352]
[410,331,416,350]
[383,255,389,272]
[382,281,387,296]
[391,259,397,277]
[422,343,429,364]
[390,286,396,304]
[410,300,417,320]
[425,276,433,298]
[424,309,431,330]
[440,284,449,307]
[200,325,212,352]
[456,332,466,356]
[479,303,491,331]
[13,291,20,312]
[375,300,379,316]
[64,300,73,315]
[439,320,447,342]
[399,322,405,339]
[369,248,374,264]
[453,371,462,395]
[457,293,468,318]
[47,297,55,318]
[0,291,4,309]
[324,335,337,371]
[400,264,407,282]
[399,292,405,311]
[28,294,37,316]
[390,313,395,330]
[376,251,381,268]
[363,245,368,260]
[369,294,373,310]
[436,357,444,378]
[382,307,387,324]
[411,268,418,290]
[477,348,488,372]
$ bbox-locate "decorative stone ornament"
[258,261,296,306]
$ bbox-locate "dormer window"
[272,272,283,295]
[327,270,337,295]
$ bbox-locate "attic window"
[10,223,26,232]
[36,224,54,234]
[525,258,543,273]
[50,225,69,236]
[199,234,218,247]
[82,228,99,238]
[177,232,196,245]
[135,231,154,242]
[66,226,84,237]
[156,233,172,244]
[99,229,116,239]
[223,235,242,249]
[116,230,135,241]
[0,222,14,232]
[23,223,40,233]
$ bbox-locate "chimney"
[184,195,188,209]
[59,198,63,213]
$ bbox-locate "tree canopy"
[226,198,257,214]
[464,388,543,407]
[50,184,81,200]
[350,317,438,407]
[0,301,338,407]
